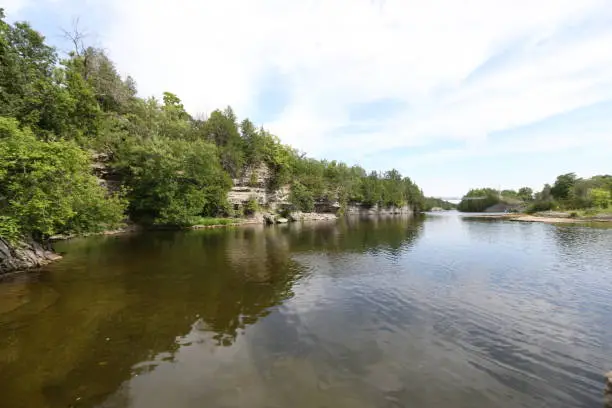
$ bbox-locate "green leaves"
[589,188,611,209]
[116,137,231,226]
[0,12,428,240]
[457,188,502,212]
[551,173,577,201]
[0,117,127,239]
[289,182,315,212]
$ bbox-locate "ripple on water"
[1,216,612,408]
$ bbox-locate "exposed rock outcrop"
[0,237,61,276]
[289,212,338,222]
[262,213,289,224]
[227,164,291,213]
[91,152,122,193]
[346,204,414,216]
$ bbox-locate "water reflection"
[0,217,424,408]
[2,215,612,408]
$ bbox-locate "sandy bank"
[466,213,612,225]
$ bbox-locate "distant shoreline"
[464,213,612,225]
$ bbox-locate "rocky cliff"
[0,237,61,276]
[228,164,416,219]
[227,164,291,213]
[346,204,414,216]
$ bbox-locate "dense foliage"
[0,11,425,240]
[527,173,612,213]
[458,174,612,214]
[457,188,508,212]
[0,117,126,241]
[422,197,456,211]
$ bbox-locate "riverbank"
[466,212,612,224]
[0,237,62,278]
[1,213,342,276]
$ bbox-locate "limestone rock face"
[227,164,290,213]
[289,212,337,222]
[227,163,417,223]
[0,237,61,276]
[345,204,414,216]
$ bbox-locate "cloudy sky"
[4,0,612,197]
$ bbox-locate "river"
[1,213,611,408]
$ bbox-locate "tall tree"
[551,173,577,201]
[517,187,533,202]
[0,11,59,135]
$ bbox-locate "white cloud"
[12,0,612,194]
[2,0,31,15]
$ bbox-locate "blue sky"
[5,0,612,197]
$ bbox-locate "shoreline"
[49,212,345,241]
[464,213,612,225]
[2,215,339,276]
[3,211,422,276]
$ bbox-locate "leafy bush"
[289,182,314,212]
[116,137,231,226]
[0,216,21,244]
[525,200,555,214]
[184,217,236,227]
[590,188,611,209]
[457,188,500,212]
[244,197,260,216]
[0,117,126,239]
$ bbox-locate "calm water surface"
[1,213,612,408]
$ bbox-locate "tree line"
[0,11,425,242]
[457,175,612,213]
[422,197,456,211]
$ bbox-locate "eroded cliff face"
[0,237,62,276]
[346,204,414,216]
[227,164,291,212]
[228,164,416,219]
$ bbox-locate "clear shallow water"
[1,213,612,408]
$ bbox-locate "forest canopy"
[457,175,612,213]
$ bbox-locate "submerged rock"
[0,237,61,276]
[262,213,275,225]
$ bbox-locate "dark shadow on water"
[0,217,424,408]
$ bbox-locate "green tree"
[423,197,456,211]
[589,188,611,209]
[551,173,577,201]
[517,187,533,202]
[457,188,500,212]
[81,48,137,113]
[0,10,430,243]
[0,117,126,240]
[201,107,244,177]
[244,197,260,216]
[289,182,314,212]
[0,12,63,137]
[501,189,518,199]
[116,137,231,225]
